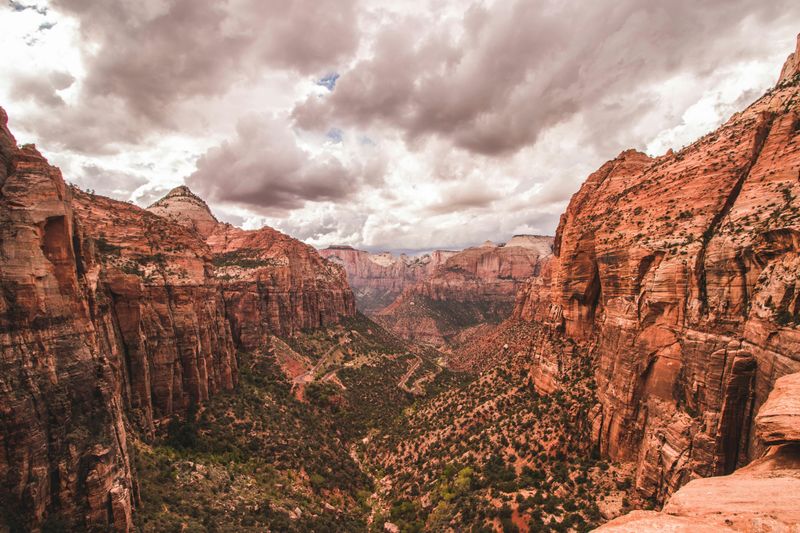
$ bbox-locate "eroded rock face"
[71,190,239,432]
[205,224,356,350]
[318,246,456,314]
[147,185,220,238]
[755,372,800,445]
[377,236,553,346]
[778,32,800,84]
[516,38,800,502]
[598,372,800,532]
[0,115,136,531]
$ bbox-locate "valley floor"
[133,316,634,533]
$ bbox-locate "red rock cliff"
[514,39,800,502]
[0,108,355,531]
[148,187,357,350]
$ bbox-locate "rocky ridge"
[147,185,356,347]
[318,245,457,314]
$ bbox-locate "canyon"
[318,245,457,314]
[0,33,798,533]
[509,33,800,504]
[324,235,553,348]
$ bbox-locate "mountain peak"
[778,33,800,84]
[147,185,219,238]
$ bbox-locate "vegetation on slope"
[359,321,634,532]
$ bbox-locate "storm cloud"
[1,0,798,251]
[186,115,364,212]
[293,0,800,156]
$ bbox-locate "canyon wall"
[515,36,800,502]
[598,371,800,532]
[377,236,553,346]
[318,245,456,314]
[0,112,355,531]
[151,187,356,350]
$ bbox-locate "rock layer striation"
[376,236,553,346]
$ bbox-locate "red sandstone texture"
[512,35,800,503]
[376,236,553,346]
[0,112,355,531]
[599,370,800,532]
[318,245,456,314]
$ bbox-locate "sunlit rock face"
[598,370,800,532]
[149,187,356,349]
[514,36,800,502]
[0,107,355,531]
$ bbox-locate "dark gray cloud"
[293,0,800,156]
[186,115,361,212]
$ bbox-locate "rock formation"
[147,185,220,238]
[598,371,800,532]
[0,108,355,531]
[318,246,456,314]
[376,236,553,346]
[514,36,800,503]
[149,187,356,349]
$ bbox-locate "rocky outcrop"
[148,188,356,350]
[377,236,553,346]
[598,371,800,532]
[514,37,800,503]
[318,246,456,314]
[0,109,354,531]
[778,32,800,84]
[754,372,800,445]
[147,185,220,238]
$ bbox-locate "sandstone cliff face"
[515,39,800,502]
[318,246,456,314]
[147,185,220,238]
[598,371,800,532]
[377,236,553,346]
[148,187,356,350]
[0,110,354,531]
[0,111,137,531]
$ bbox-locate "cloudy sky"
[1,1,798,252]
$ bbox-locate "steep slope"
[0,110,240,531]
[360,320,632,532]
[513,35,800,502]
[133,315,462,532]
[318,246,456,314]
[377,236,553,347]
